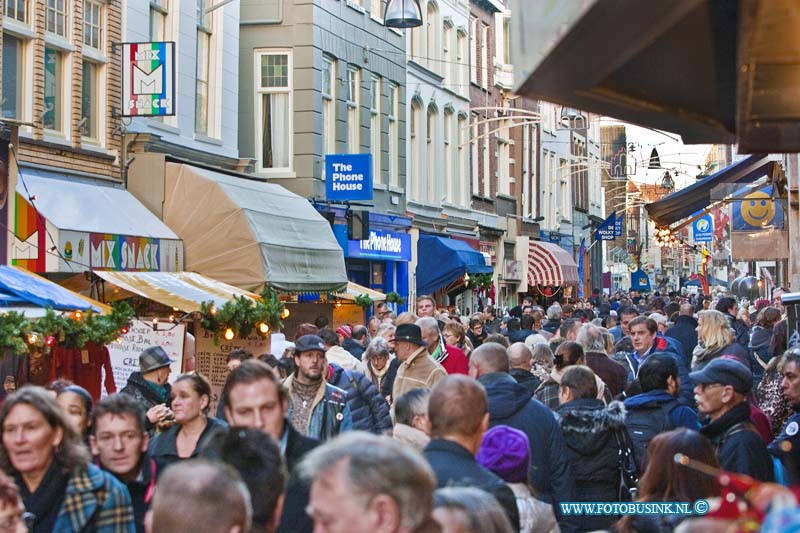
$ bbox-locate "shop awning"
[0,266,108,313]
[92,271,260,313]
[416,235,493,295]
[335,282,386,302]
[163,163,347,293]
[527,240,579,287]
[14,168,182,272]
[645,155,775,227]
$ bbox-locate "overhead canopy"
[527,240,579,287]
[163,163,347,292]
[335,282,386,302]
[416,235,493,295]
[0,266,107,313]
[645,155,775,227]
[92,271,260,313]
[510,0,800,152]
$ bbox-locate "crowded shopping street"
[1,0,800,532]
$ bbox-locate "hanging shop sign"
[595,212,617,240]
[347,230,411,261]
[692,213,714,243]
[121,41,176,117]
[325,154,373,201]
[59,231,183,272]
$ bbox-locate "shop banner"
[121,42,175,116]
[692,213,713,242]
[732,186,784,230]
[195,329,269,414]
[347,230,411,261]
[61,232,183,272]
[594,212,617,240]
[104,320,185,397]
[325,154,373,201]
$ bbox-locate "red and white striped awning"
[527,241,580,286]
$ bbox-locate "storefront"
[416,234,493,310]
[515,236,579,305]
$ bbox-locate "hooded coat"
[478,373,576,530]
[556,398,629,532]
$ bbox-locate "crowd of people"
[0,289,799,532]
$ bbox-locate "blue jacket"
[477,372,577,531]
[619,340,694,405]
[54,463,136,533]
[285,375,353,442]
[624,390,699,430]
[328,364,392,434]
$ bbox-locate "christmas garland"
[385,291,406,305]
[0,301,135,354]
[200,287,288,342]
[467,273,493,290]
[354,294,374,309]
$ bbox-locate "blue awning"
[416,235,493,295]
[0,266,103,312]
[645,154,774,227]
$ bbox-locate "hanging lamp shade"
[384,0,423,28]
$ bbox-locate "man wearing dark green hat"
[120,346,174,434]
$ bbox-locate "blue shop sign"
[347,230,411,262]
[325,154,373,201]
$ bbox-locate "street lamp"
[384,0,423,28]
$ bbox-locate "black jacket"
[508,328,535,344]
[342,338,365,360]
[556,398,628,533]
[509,368,541,395]
[149,416,227,473]
[699,402,775,482]
[665,315,698,366]
[542,319,561,335]
[278,422,320,533]
[727,314,751,348]
[107,454,156,533]
[120,372,171,434]
[478,372,576,530]
[328,364,392,434]
[423,439,520,531]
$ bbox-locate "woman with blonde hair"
[692,309,750,371]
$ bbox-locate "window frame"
[82,0,104,51]
[4,0,30,24]
[369,75,381,184]
[80,59,102,143]
[321,56,336,160]
[2,32,24,120]
[254,49,293,173]
[195,0,213,135]
[388,82,399,188]
[149,0,169,42]
[346,67,361,153]
[42,46,65,134]
[45,0,69,38]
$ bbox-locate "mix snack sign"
[122,42,175,117]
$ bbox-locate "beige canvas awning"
[162,163,347,292]
[335,282,386,302]
[93,271,259,312]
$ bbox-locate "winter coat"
[423,439,521,532]
[758,365,794,436]
[509,329,535,344]
[623,390,699,430]
[439,344,469,375]
[328,364,392,434]
[510,368,541,395]
[277,422,319,533]
[620,339,694,405]
[665,315,698,366]
[769,404,800,485]
[728,314,751,348]
[508,482,560,533]
[749,325,773,385]
[478,373,576,526]
[584,352,628,397]
[555,398,629,533]
[392,347,447,400]
[699,402,775,482]
[119,372,171,434]
[54,463,136,533]
[542,319,561,335]
[342,337,365,360]
[392,423,430,452]
[149,416,228,473]
[365,357,400,401]
[284,374,353,442]
[325,345,367,374]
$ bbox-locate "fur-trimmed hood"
[556,398,627,456]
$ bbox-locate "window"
[427,103,438,203]
[195,0,212,134]
[457,114,467,206]
[443,109,453,202]
[498,123,510,196]
[469,17,478,84]
[560,158,570,221]
[322,58,336,158]
[370,0,384,20]
[470,114,479,196]
[480,23,489,88]
[256,51,292,171]
[4,0,29,23]
[426,2,439,72]
[457,30,467,96]
[346,68,360,153]
[503,16,511,64]
[81,60,99,140]
[150,0,169,41]
[46,0,68,37]
[482,121,490,196]
[43,47,63,132]
[521,124,535,217]
[370,76,381,183]
[2,34,22,119]
[442,23,452,85]
[83,1,103,50]
[388,83,399,188]
[410,101,422,200]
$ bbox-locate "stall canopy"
[0,266,107,314]
[645,154,775,227]
[14,168,182,273]
[335,282,386,302]
[416,235,493,295]
[163,163,347,293]
[92,271,260,313]
[527,240,579,287]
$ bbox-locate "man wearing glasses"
[691,358,774,481]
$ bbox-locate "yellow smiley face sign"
[740,191,775,227]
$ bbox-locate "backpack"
[625,398,679,473]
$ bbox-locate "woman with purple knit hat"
[477,425,560,533]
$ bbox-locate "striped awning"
[527,241,579,286]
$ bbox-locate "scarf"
[290,379,320,435]
[17,460,69,533]
[692,342,722,366]
[431,337,448,364]
[369,360,391,380]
